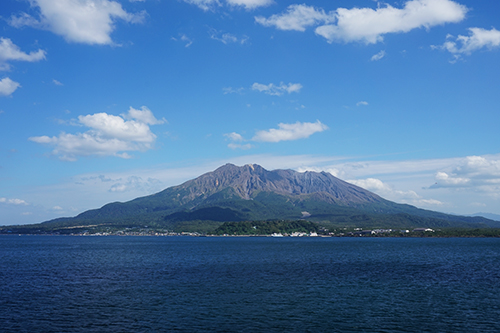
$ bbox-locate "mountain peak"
[178,163,383,205]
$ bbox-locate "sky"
[1,0,500,225]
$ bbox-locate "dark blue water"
[1,236,499,332]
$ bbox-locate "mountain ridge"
[3,163,499,233]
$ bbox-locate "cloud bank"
[29,106,165,161]
[432,156,500,193]
[348,178,443,207]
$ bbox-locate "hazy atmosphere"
[1,0,499,225]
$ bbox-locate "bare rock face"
[170,163,384,206]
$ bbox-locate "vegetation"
[2,219,500,237]
[212,220,321,235]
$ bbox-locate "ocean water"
[1,236,499,332]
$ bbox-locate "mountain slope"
[12,163,500,231]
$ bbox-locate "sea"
[1,236,499,332]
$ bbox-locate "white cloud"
[226,120,327,147]
[371,50,386,61]
[29,106,165,161]
[0,77,21,96]
[251,82,302,96]
[435,27,500,60]
[316,0,467,44]
[226,0,273,10]
[224,132,253,149]
[255,4,332,32]
[109,176,161,193]
[183,0,221,11]
[0,37,46,71]
[348,178,391,192]
[228,143,253,150]
[9,0,146,45]
[431,156,500,191]
[209,29,249,44]
[356,101,368,106]
[252,120,328,142]
[257,0,467,44]
[184,0,270,11]
[296,153,500,210]
[224,82,301,95]
[0,197,28,205]
[78,113,156,143]
[52,79,63,86]
[348,178,443,207]
[181,34,193,48]
[225,132,245,142]
[172,34,193,47]
[122,106,166,125]
[223,86,244,94]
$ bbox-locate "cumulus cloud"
[0,37,46,71]
[29,106,165,161]
[434,27,500,60]
[9,0,146,45]
[0,77,21,96]
[356,101,368,106]
[371,50,386,61]
[251,82,302,96]
[431,156,500,191]
[316,0,467,44]
[252,120,328,142]
[256,0,467,44]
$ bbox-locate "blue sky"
[1,0,500,225]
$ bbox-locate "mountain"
[471,213,500,222]
[4,164,499,233]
